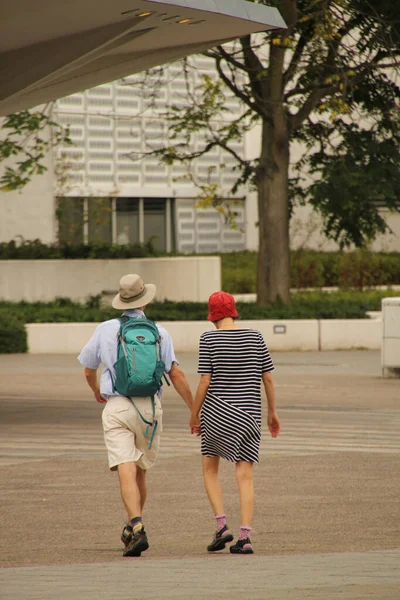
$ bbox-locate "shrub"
[221,250,400,293]
[0,313,28,353]
[0,289,398,323]
[221,251,257,293]
[290,250,325,288]
[0,239,160,260]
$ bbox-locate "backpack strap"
[128,395,158,450]
[111,317,128,393]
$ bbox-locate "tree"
[0,107,71,192]
[133,0,400,305]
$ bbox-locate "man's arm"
[190,374,211,433]
[84,367,107,404]
[168,362,193,410]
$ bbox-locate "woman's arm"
[190,374,211,433]
[262,371,280,437]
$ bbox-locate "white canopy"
[0,0,285,116]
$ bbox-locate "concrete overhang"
[0,0,286,116]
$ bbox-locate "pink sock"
[215,514,227,531]
[239,526,252,540]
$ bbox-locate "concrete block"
[241,320,319,351]
[26,319,320,354]
[0,256,221,303]
[320,319,382,351]
[27,323,98,354]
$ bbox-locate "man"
[78,273,193,557]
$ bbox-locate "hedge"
[1,289,398,323]
[222,250,400,292]
[0,313,28,353]
[0,239,160,260]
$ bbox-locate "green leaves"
[297,117,400,247]
[0,108,71,192]
[0,314,27,354]
[1,289,399,322]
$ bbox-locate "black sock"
[130,516,143,533]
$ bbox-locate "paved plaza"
[0,350,399,599]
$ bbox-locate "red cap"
[207,291,238,322]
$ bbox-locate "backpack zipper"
[132,348,137,372]
[119,334,128,358]
[119,332,136,373]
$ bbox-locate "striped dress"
[198,329,274,463]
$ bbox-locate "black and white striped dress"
[198,329,274,463]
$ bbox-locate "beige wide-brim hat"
[112,274,156,310]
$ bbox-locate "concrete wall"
[0,256,221,303]
[26,318,383,354]
[290,204,400,252]
[0,144,56,244]
[319,319,382,351]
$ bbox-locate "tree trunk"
[256,113,290,306]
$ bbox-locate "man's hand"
[190,413,201,436]
[84,368,106,404]
[268,411,280,438]
[94,390,107,404]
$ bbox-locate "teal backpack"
[113,316,167,448]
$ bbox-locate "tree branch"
[283,33,307,88]
[290,86,336,132]
[206,46,249,75]
[239,35,272,118]
[213,56,270,121]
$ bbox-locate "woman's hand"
[190,374,210,436]
[190,413,201,436]
[268,411,280,438]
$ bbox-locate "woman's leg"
[235,461,254,526]
[202,455,224,515]
[202,455,234,550]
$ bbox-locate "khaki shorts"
[102,395,163,471]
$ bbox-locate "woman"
[190,291,280,555]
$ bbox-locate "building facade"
[1,55,400,253]
[51,55,248,254]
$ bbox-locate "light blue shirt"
[78,309,178,398]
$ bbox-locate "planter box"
[0,256,221,303]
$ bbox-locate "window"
[56,196,175,250]
[88,198,112,244]
[144,198,166,251]
[116,198,140,245]
[57,198,84,244]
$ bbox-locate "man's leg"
[118,466,146,525]
[117,461,141,519]
[118,461,149,557]
[136,466,147,511]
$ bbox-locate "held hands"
[268,411,280,438]
[190,413,201,436]
[94,389,107,404]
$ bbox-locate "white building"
[1,56,251,254]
